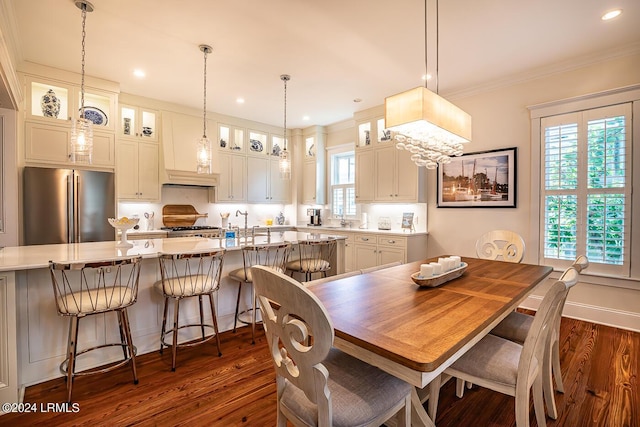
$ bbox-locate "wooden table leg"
[411,387,436,427]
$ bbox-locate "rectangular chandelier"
[385,86,472,143]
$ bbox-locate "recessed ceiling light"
[133,69,145,78]
[353,98,362,103]
[601,9,622,20]
[236,98,245,104]
[303,115,310,121]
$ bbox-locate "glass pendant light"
[70,0,94,164]
[197,44,213,174]
[279,74,291,180]
[385,0,472,169]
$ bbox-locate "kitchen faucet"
[236,210,248,236]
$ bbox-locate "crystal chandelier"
[279,74,291,180]
[197,44,213,174]
[70,1,94,164]
[384,0,471,169]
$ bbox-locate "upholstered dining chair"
[302,270,362,287]
[476,229,525,263]
[432,268,579,427]
[489,255,589,419]
[230,242,291,344]
[250,265,412,427]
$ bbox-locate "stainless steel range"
[161,226,221,238]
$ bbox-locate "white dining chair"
[476,229,525,263]
[489,255,589,419]
[431,267,579,427]
[250,265,412,427]
[302,270,362,287]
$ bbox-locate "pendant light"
[279,74,291,180]
[384,0,471,169]
[196,44,213,174]
[70,0,94,163]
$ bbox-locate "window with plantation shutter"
[329,149,356,219]
[540,103,631,276]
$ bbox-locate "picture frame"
[437,147,517,208]
[401,212,415,231]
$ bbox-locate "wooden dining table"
[306,256,553,427]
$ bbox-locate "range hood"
[161,110,219,187]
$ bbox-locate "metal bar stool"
[229,242,291,344]
[286,238,337,282]
[155,248,226,371]
[49,255,142,403]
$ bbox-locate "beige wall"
[326,52,640,330]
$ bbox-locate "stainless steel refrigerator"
[23,167,116,245]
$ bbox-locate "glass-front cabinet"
[356,117,391,148]
[119,104,158,142]
[271,135,285,158]
[247,130,269,156]
[23,74,117,168]
[26,77,116,132]
[218,124,245,152]
[305,136,316,159]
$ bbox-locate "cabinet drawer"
[377,236,407,247]
[353,234,377,245]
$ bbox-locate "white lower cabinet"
[353,234,406,271]
[343,233,355,273]
[0,273,18,405]
[346,232,428,271]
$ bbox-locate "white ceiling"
[6,0,640,128]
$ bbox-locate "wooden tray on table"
[410,262,468,288]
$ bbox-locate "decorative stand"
[108,218,139,249]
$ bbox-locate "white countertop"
[296,225,428,237]
[0,231,347,272]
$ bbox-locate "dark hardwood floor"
[1,314,637,427]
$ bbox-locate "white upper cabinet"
[22,72,117,169]
[119,104,158,142]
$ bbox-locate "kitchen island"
[0,232,345,406]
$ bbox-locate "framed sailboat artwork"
[437,147,517,208]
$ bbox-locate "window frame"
[529,84,640,285]
[327,143,357,220]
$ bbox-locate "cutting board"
[162,204,209,227]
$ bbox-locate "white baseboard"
[520,295,640,333]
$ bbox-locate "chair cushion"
[286,259,331,273]
[449,334,525,387]
[280,348,411,427]
[57,286,134,315]
[153,275,214,297]
[229,267,251,283]
[491,311,533,344]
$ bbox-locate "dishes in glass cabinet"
[41,89,61,118]
[249,139,263,152]
[272,144,281,156]
[80,106,108,126]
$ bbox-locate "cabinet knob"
[388,240,395,244]
[362,237,369,241]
